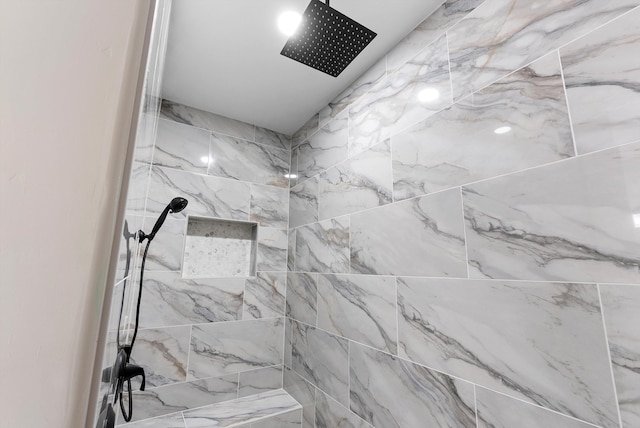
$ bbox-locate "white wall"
[0,1,152,427]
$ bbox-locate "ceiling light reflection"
[494,126,512,135]
[278,11,302,36]
[418,87,440,103]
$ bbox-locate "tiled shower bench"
[121,390,302,428]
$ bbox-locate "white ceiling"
[162,0,443,136]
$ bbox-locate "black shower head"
[143,197,189,242]
[280,0,377,77]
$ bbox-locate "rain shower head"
[280,0,377,77]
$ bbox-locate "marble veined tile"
[386,0,487,73]
[188,318,284,380]
[561,6,640,154]
[350,188,467,277]
[208,133,289,189]
[183,389,301,428]
[291,114,319,147]
[125,161,152,216]
[250,409,302,428]
[317,274,397,353]
[287,229,295,272]
[142,216,185,272]
[243,272,286,320]
[349,342,476,428]
[600,284,640,428]
[250,184,289,229]
[255,126,291,150]
[349,34,452,157]
[319,58,387,127]
[463,142,640,282]
[476,387,596,428]
[257,228,287,272]
[284,318,293,368]
[139,272,244,328]
[296,217,350,274]
[161,99,255,141]
[146,166,250,220]
[291,321,349,406]
[397,277,619,427]
[119,375,238,423]
[120,412,186,427]
[289,148,299,188]
[129,326,190,388]
[448,0,640,99]
[286,273,318,326]
[318,140,393,220]
[153,118,210,173]
[238,366,283,398]
[315,390,371,428]
[289,178,318,228]
[393,52,574,200]
[297,113,349,183]
[284,367,316,428]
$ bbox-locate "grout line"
[596,284,625,428]
[557,49,580,157]
[459,187,471,279]
[445,31,455,102]
[394,277,400,356]
[473,384,479,428]
[347,340,351,411]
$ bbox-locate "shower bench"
[120,389,302,427]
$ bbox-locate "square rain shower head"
[280,0,377,77]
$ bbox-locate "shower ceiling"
[161,0,443,135]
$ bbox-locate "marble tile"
[317,274,397,354]
[152,118,210,173]
[140,272,244,328]
[284,318,293,368]
[291,114,319,147]
[318,140,393,220]
[397,277,619,427]
[289,178,318,228]
[476,387,596,428]
[238,366,283,398]
[349,35,452,157]
[250,409,301,428]
[561,6,640,154]
[256,228,287,272]
[183,218,256,278]
[255,126,291,150]
[284,367,316,428]
[243,272,286,320]
[286,273,318,326]
[393,52,574,200]
[289,148,299,187]
[447,0,640,100]
[386,0,487,73]
[295,217,350,274]
[463,142,640,283]
[287,229,295,272]
[125,161,152,216]
[119,412,185,427]
[161,99,255,141]
[142,217,185,272]
[146,166,251,220]
[130,326,190,388]
[182,389,301,428]
[349,342,476,428]
[250,184,289,229]
[208,133,289,188]
[291,321,349,406]
[319,58,387,127]
[297,113,349,183]
[315,390,371,428]
[119,375,238,423]
[133,113,160,165]
[188,318,284,380]
[350,188,467,277]
[600,284,640,428]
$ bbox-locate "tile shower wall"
[285,1,640,428]
[104,100,292,423]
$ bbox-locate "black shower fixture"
[280,0,377,77]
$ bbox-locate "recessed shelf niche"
[182,216,258,279]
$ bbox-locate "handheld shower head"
[143,197,189,242]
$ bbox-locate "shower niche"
[182,216,258,278]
